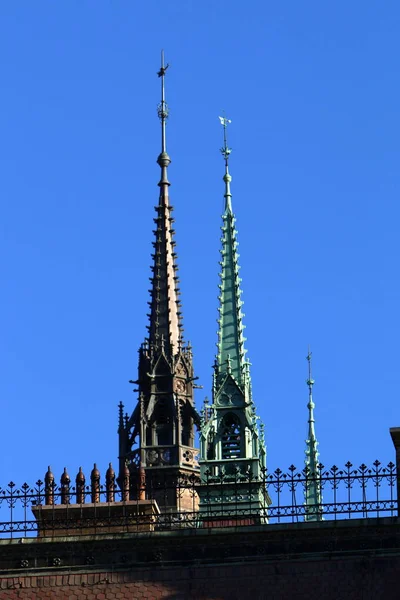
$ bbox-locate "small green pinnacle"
[304,348,323,521]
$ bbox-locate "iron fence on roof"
[0,460,396,538]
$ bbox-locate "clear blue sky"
[0,2,399,487]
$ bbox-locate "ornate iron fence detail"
[0,461,396,538]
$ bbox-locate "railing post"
[390,428,400,515]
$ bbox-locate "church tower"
[198,118,270,522]
[118,53,200,511]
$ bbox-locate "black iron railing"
[0,461,396,538]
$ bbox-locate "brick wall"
[1,555,400,600]
[1,518,400,599]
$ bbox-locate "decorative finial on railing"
[76,467,85,504]
[122,461,130,502]
[60,467,71,505]
[91,463,100,504]
[106,463,115,503]
[138,466,146,501]
[45,466,55,506]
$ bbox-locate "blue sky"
[0,2,399,488]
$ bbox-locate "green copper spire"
[304,348,323,522]
[216,116,246,384]
[198,117,269,523]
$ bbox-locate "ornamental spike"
[304,347,323,522]
[118,401,124,432]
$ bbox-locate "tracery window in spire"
[221,414,241,459]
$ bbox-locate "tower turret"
[118,52,200,511]
[198,117,270,524]
[304,349,323,521]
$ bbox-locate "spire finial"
[157,50,171,185]
[118,401,124,432]
[306,346,314,395]
[304,347,323,521]
[219,115,232,211]
[306,346,315,434]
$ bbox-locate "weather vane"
[157,50,170,124]
[157,50,169,78]
[219,115,232,163]
[157,50,170,160]
[306,346,315,390]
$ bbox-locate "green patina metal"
[216,117,246,384]
[304,349,323,522]
[198,118,270,523]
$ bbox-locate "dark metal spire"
[118,55,199,500]
[147,52,182,353]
